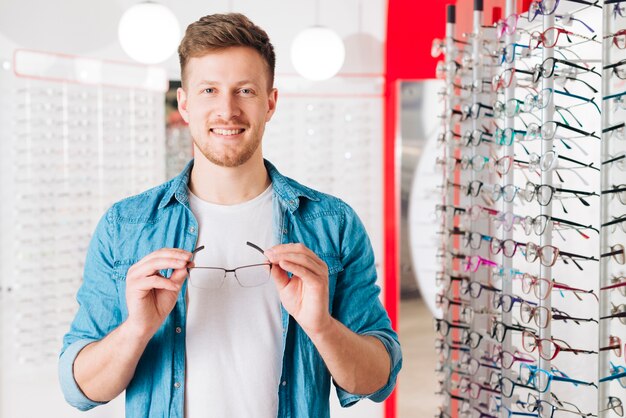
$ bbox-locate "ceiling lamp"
[290,1,345,81]
[118,1,180,64]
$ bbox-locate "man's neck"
[188,154,270,205]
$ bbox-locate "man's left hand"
[264,243,331,336]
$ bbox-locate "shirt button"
[175,327,182,334]
[189,226,196,233]
[174,382,181,388]
[281,381,287,386]
[282,228,288,234]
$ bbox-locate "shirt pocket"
[113,259,138,281]
[319,254,344,313]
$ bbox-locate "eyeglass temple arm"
[246,241,267,256]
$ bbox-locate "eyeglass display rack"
[0,49,167,416]
[433,1,625,418]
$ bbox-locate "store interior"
[1,0,625,417]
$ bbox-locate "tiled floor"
[398,296,439,418]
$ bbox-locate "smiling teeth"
[213,128,243,135]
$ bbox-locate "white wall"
[0,0,386,80]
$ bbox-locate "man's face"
[177,47,277,168]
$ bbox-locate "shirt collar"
[158,158,320,211]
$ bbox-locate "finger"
[276,260,319,283]
[267,252,327,277]
[130,257,193,279]
[170,267,190,286]
[271,264,290,290]
[275,244,327,271]
[132,275,181,293]
[139,248,193,264]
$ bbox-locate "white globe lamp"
[118,1,181,64]
[291,26,345,81]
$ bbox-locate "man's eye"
[240,88,253,94]
[204,88,215,94]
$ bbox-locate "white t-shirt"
[184,185,283,418]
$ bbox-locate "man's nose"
[215,94,241,120]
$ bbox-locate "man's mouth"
[210,128,245,136]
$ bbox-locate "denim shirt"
[59,159,402,418]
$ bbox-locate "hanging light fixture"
[118,1,181,64]
[290,1,345,80]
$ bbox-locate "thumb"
[170,267,189,287]
[272,264,290,290]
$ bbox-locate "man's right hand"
[124,248,194,338]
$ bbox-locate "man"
[59,13,401,418]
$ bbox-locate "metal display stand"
[433,1,624,417]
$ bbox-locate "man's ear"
[177,87,190,123]
[265,88,278,122]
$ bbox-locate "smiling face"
[177,46,277,168]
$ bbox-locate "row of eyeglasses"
[433,0,625,417]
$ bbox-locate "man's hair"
[178,13,276,89]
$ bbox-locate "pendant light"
[118,1,181,64]
[290,0,345,80]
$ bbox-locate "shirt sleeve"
[331,202,403,407]
[58,209,122,411]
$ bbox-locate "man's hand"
[264,243,331,337]
[125,248,194,338]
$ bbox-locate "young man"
[59,13,401,418]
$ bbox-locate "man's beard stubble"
[193,127,262,168]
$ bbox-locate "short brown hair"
[178,13,276,89]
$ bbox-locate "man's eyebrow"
[197,80,260,86]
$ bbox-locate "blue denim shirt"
[59,159,402,418]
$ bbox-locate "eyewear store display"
[433,0,625,418]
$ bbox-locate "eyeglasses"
[492,68,535,92]
[435,338,470,360]
[499,43,532,64]
[523,121,600,142]
[460,280,501,298]
[603,215,626,234]
[602,184,626,204]
[600,335,625,359]
[525,240,596,269]
[605,29,626,49]
[462,129,494,147]
[532,57,599,84]
[524,87,601,114]
[524,180,598,207]
[435,318,470,337]
[601,275,626,296]
[599,396,624,417]
[527,0,601,22]
[492,293,535,312]
[519,301,598,328]
[521,392,597,417]
[490,320,534,342]
[529,27,598,50]
[521,363,598,393]
[605,59,626,80]
[518,273,596,300]
[489,238,525,258]
[600,303,626,324]
[522,330,597,360]
[188,241,272,289]
[602,244,626,265]
[522,213,597,237]
[599,361,626,388]
[490,346,535,369]
[498,376,536,398]
[464,255,499,273]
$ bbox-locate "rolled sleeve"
[58,339,108,411]
[332,202,402,407]
[58,209,122,410]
